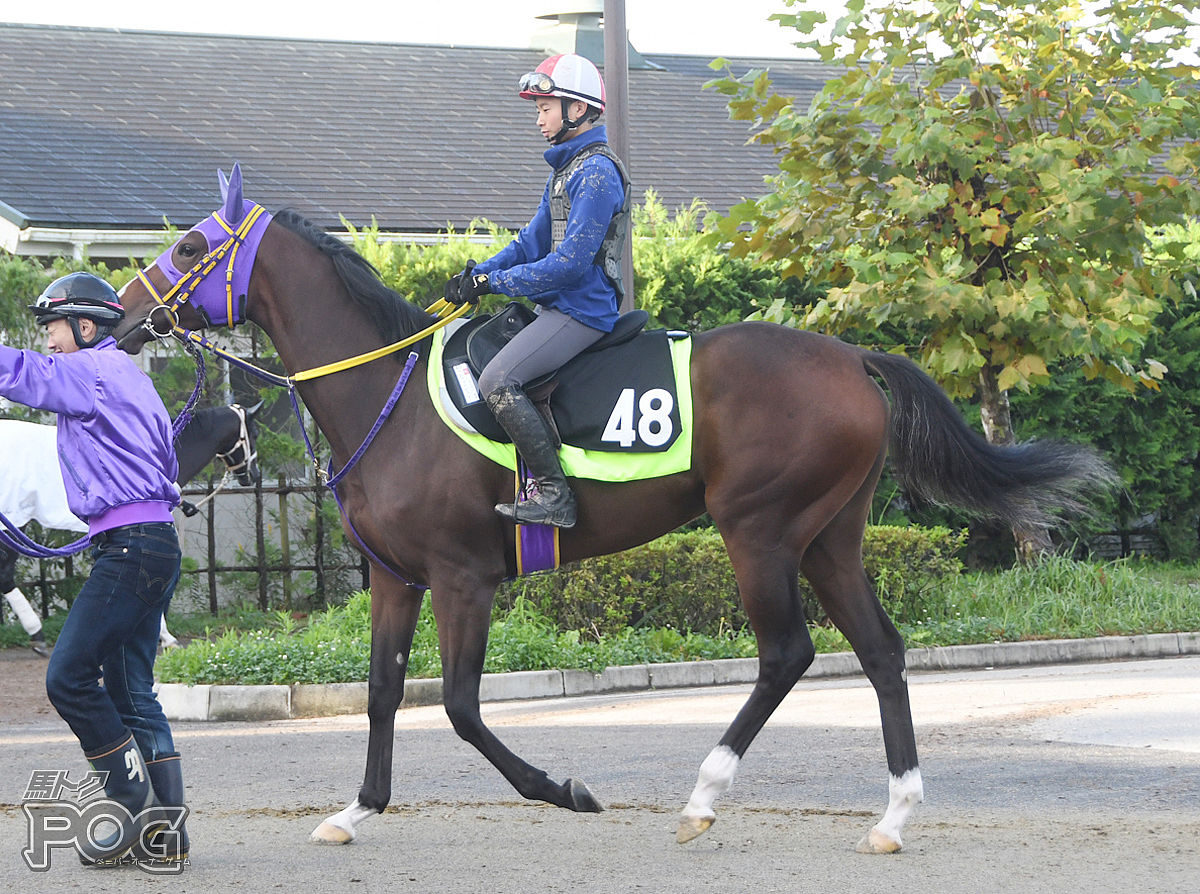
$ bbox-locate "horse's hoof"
[310,820,355,844]
[566,778,603,813]
[855,827,901,854]
[676,813,714,844]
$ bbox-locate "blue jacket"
[0,337,180,536]
[475,126,625,332]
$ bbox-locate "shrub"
[497,524,967,634]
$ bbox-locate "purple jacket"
[0,337,179,536]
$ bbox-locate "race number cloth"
[428,326,693,482]
[0,420,89,533]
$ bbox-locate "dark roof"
[0,23,838,233]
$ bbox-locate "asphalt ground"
[1,654,1198,893]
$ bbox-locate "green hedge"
[496,524,967,634]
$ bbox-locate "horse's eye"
[178,243,198,258]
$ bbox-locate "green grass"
[900,556,1200,649]
[152,591,760,685]
[9,557,1199,685]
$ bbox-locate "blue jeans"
[46,523,181,759]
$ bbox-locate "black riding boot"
[78,733,161,866]
[485,385,577,528]
[130,754,189,865]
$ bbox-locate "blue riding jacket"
[474,126,625,333]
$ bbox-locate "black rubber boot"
[130,754,189,865]
[78,733,161,866]
[486,385,577,528]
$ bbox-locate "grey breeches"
[478,307,605,398]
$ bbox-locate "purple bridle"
[132,164,272,337]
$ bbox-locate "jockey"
[0,272,188,867]
[448,53,631,529]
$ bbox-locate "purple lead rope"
[292,351,429,591]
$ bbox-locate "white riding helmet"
[519,53,605,143]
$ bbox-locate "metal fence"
[173,476,369,613]
[13,475,369,620]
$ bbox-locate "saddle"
[442,302,650,445]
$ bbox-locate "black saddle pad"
[442,308,680,452]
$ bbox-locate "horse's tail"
[860,349,1117,531]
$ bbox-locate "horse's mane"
[272,209,434,344]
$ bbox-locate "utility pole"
[603,0,635,313]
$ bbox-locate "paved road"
[2,656,1198,893]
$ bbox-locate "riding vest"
[549,143,632,301]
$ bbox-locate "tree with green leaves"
[707,0,1200,553]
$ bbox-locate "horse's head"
[219,400,263,487]
[115,164,273,354]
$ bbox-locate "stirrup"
[495,491,577,529]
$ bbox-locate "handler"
[449,52,631,529]
[0,272,189,866]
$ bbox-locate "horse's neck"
[248,249,427,465]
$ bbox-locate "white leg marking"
[873,768,924,847]
[4,588,42,636]
[682,745,740,822]
[310,798,379,844]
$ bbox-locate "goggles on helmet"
[519,71,556,95]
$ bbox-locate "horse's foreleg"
[679,551,814,843]
[803,526,923,854]
[312,572,424,844]
[433,580,603,813]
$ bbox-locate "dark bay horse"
[176,403,261,491]
[114,168,1110,853]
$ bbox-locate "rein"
[133,203,472,589]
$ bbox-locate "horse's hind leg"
[312,569,424,843]
[679,547,815,843]
[801,491,923,854]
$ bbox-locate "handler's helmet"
[29,272,125,348]
[519,53,605,143]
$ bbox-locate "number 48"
[601,388,674,448]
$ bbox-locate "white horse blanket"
[0,420,88,534]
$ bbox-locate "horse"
[0,403,261,649]
[113,166,1111,854]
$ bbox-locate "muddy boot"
[130,754,189,866]
[485,385,577,528]
[77,733,161,866]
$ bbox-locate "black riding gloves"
[445,260,475,304]
[459,268,492,305]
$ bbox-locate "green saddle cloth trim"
[428,327,694,482]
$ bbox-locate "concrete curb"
[155,631,1200,722]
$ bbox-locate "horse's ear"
[218,163,246,224]
[245,400,264,419]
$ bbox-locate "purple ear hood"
[219,163,246,224]
[150,163,272,327]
